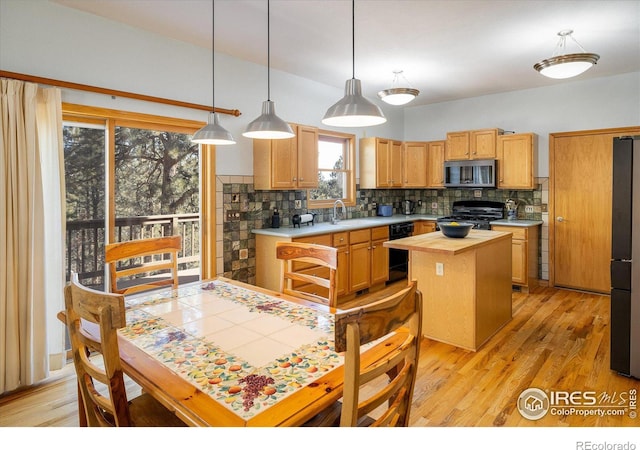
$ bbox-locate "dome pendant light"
[243,0,294,139]
[378,70,420,106]
[192,0,235,145]
[322,0,386,127]
[533,29,600,79]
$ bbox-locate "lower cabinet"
[413,220,436,235]
[490,224,539,292]
[255,225,390,304]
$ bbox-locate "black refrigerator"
[611,135,640,378]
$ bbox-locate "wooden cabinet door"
[497,133,536,189]
[375,139,391,187]
[270,135,297,189]
[427,140,445,187]
[336,245,349,297]
[511,239,527,284]
[349,241,371,292]
[445,131,470,160]
[470,129,499,159]
[390,140,403,187]
[296,125,318,189]
[414,221,436,235]
[402,142,427,187]
[370,238,389,285]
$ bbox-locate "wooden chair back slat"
[105,235,181,295]
[276,241,338,308]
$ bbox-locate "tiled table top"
[119,279,342,421]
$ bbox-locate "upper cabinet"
[253,124,318,190]
[445,128,504,161]
[426,140,445,188]
[402,141,428,187]
[359,137,403,188]
[497,132,538,189]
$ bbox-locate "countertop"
[251,214,440,238]
[383,229,512,255]
[489,219,543,227]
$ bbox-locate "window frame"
[307,129,356,209]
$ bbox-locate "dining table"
[69,276,404,427]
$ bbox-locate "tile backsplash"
[217,176,547,285]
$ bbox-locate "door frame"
[549,126,640,290]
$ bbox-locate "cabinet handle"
[557,216,565,222]
[293,177,297,181]
[300,177,304,181]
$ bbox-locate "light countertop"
[252,214,440,238]
[490,219,543,227]
[383,229,512,255]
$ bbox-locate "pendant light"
[243,0,294,139]
[533,29,600,79]
[322,0,386,127]
[378,70,420,106]
[192,0,235,145]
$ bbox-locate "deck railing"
[65,213,200,287]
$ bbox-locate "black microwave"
[444,159,496,188]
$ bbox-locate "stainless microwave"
[444,159,496,188]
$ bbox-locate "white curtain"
[0,78,65,394]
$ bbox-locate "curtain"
[0,78,65,394]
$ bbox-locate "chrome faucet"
[332,199,346,224]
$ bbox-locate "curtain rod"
[0,70,242,117]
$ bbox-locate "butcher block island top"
[385,229,513,351]
[383,229,512,255]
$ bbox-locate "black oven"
[388,222,414,283]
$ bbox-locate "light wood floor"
[1,286,637,427]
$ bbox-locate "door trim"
[549,126,640,289]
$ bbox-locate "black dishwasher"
[388,222,414,283]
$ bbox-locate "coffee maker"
[403,200,416,215]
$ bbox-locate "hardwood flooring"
[1,286,637,427]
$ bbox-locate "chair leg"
[77,382,87,427]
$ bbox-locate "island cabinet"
[384,230,512,351]
[497,132,538,189]
[359,137,403,188]
[445,128,504,161]
[491,223,539,292]
[253,123,318,190]
[426,140,445,188]
[413,220,437,235]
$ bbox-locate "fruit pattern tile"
[119,280,342,421]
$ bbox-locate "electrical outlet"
[525,205,534,213]
[436,262,444,276]
[294,199,302,209]
[418,200,422,207]
[431,202,438,209]
[473,190,482,198]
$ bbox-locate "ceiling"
[52,0,640,107]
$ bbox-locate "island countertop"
[383,229,512,255]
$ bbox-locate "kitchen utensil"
[439,222,473,238]
[271,208,280,228]
[292,213,316,228]
[403,200,416,215]
[505,199,518,221]
[377,204,393,217]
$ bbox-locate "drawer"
[371,226,389,241]
[294,234,332,246]
[333,232,349,247]
[492,225,527,240]
[350,228,371,244]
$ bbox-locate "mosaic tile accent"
[119,281,341,420]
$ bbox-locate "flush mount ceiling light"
[377,70,420,106]
[533,29,600,79]
[322,0,386,127]
[243,0,294,140]
[192,0,235,145]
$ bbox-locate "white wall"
[2,0,638,178]
[404,72,640,177]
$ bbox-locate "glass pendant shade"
[534,30,599,79]
[322,78,387,127]
[378,87,420,106]
[192,112,235,145]
[243,100,295,139]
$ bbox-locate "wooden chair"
[64,272,185,427]
[105,235,181,295]
[304,280,423,427]
[276,241,338,308]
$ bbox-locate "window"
[308,130,355,208]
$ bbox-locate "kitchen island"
[384,229,512,351]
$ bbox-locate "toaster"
[377,204,393,217]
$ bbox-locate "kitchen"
[1,0,639,442]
